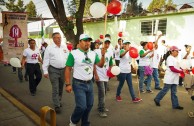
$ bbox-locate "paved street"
[0,63,194,126]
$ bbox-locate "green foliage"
[5,0,37,17]
[29,34,49,39]
[166,0,177,8]
[26,1,37,17]
[148,0,165,12]
[5,0,26,12]
[147,0,177,12]
[127,0,143,15]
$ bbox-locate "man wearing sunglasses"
[65,34,106,126]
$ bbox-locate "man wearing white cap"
[94,37,114,117]
[65,33,106,126]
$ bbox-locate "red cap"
[95,39,101,43]
[170,46,181,51]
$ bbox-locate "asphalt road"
[0,63,194,126]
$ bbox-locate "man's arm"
[65,66,72,93]
[21,56,26,68]
[96,48,106,68]
[42,48,50,78]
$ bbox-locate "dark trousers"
[26,63,42,94]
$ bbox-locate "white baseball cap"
[123,40,131,44]
[104,37,111,42]
[79,34,92,41]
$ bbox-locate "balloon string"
[103,0,109,48]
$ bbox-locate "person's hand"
[44,74,49,79]
[65,85,72,93]
[101,48,106,56]
[115,45,118,49]
[95,75,99,82]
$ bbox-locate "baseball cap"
[123,40,131,44]
[170,46,181,51]
[104,37,111,42]
[79,34,92,41]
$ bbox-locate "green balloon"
[139,50,144,56]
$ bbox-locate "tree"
[5,0,26,12]
[166,0,177,8]
[26,1,37,17]
[147,0,177,12]
[5,0,37,17]
[147,0,165,12]
[127,0,143,15]
[45,0,86,46]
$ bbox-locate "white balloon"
[179,59,191,69]
[89,2,106,18]
[111,66,121,75]
[10,58,21,68]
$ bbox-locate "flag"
[41,19,44,44]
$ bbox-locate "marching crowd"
[17,32,194,126]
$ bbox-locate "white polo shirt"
[23,48,40,64]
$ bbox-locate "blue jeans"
[155,84,179,108]
[71,78,93,126]
[96,81,107,112]
[116,73,136,100]
[144,68,160,88]
[139,66,152,91]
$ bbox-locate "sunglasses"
[84,52,89,61]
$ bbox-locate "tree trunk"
[45,0,86,47]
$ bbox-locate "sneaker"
[173,106,184,110]
[31,93,35,96]
[155,87,162,90]
[99,112,107,118]
[55,107,61,114]
[116,96,122,101]
[146,90,154,93]
[132,98,142,103]
[140,90,146,93]
[154,99,160,106]
[104,108,109,112]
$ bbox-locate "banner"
[2,11,28,63]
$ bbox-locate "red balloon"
[118,32,122,37]
[192,67,194,74]
[147,42,153,50]
[99,34,104,39]
[107,1,122,15]
[67,43,73,51]
[129,47,139,58]
[107,67,115,78]
[180,72,185,78]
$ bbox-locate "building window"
[141,19,167,36]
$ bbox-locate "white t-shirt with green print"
[95,49,113,81]
[119,49,132,73]
[66,48,100,80]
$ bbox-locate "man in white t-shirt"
[65,34,106,126]
[145,35,162,90]
[94,37,114,117]
[21,39,42,96]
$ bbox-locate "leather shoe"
[174,106,184,110]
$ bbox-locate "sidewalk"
[0,88,37,126]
